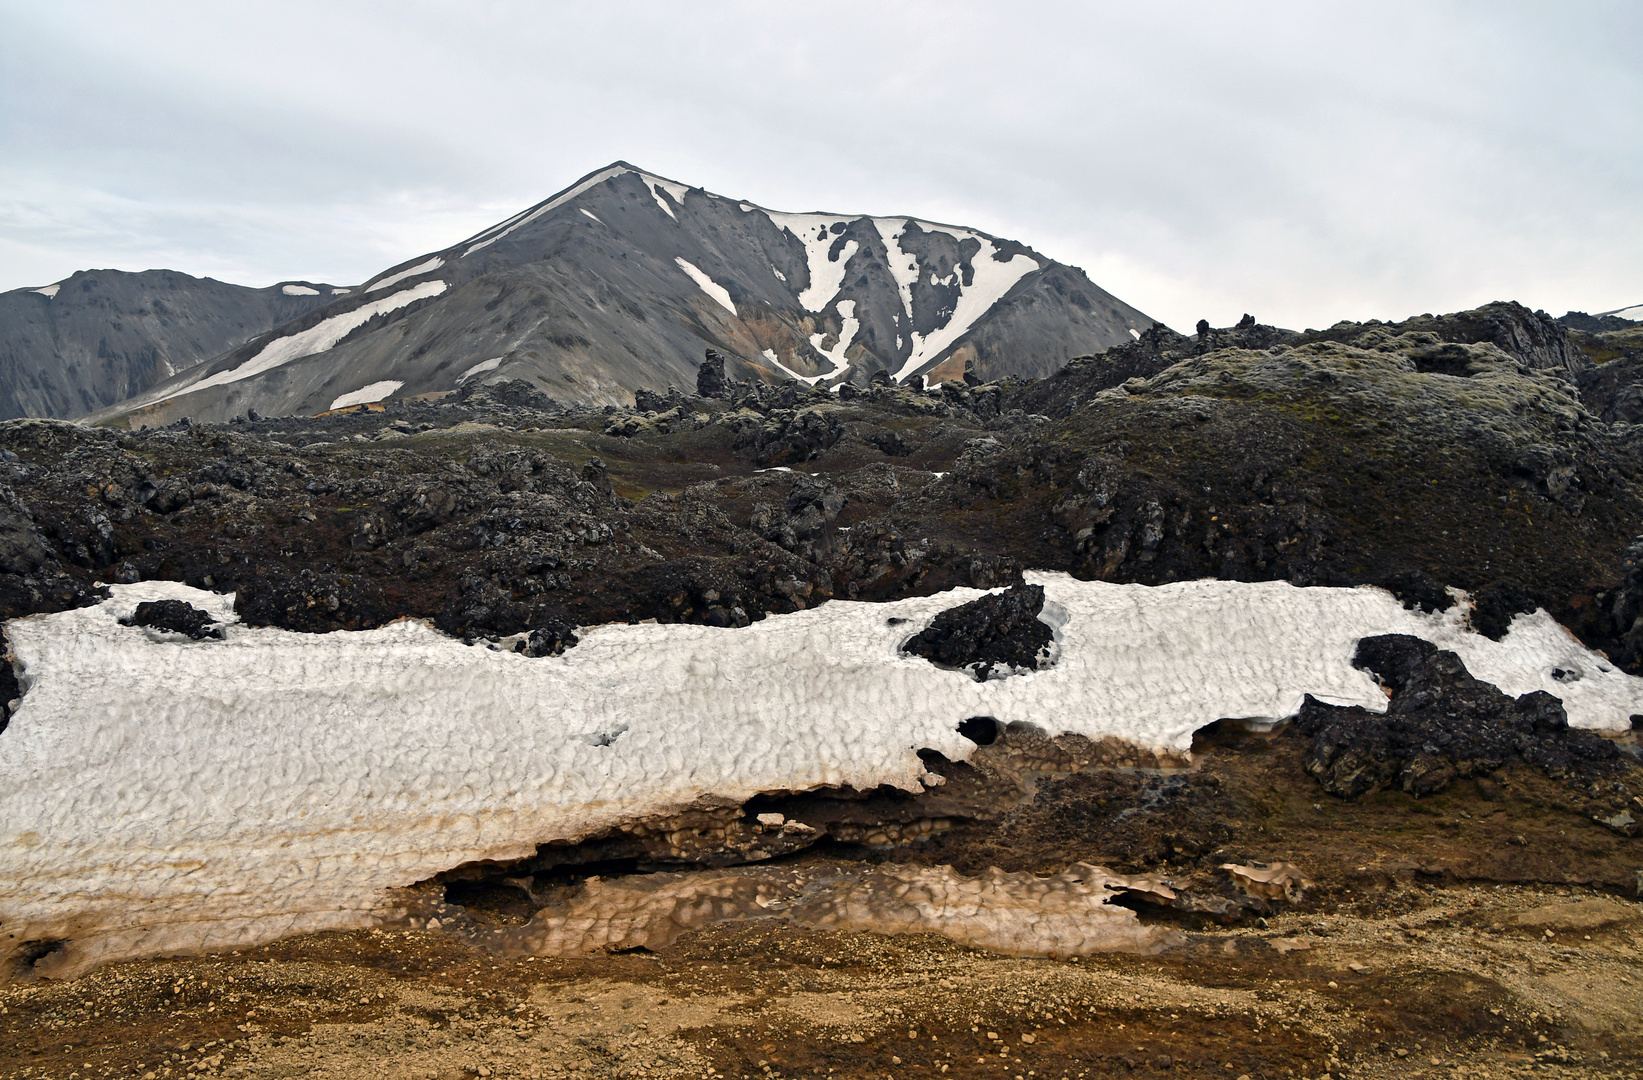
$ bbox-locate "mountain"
[0,269,344,421]
[91,162,1153,426]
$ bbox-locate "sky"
[1,0,1639,332]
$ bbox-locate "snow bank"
[365,257,444,293]
[281,284,320,296]
[150,280,447,405]
[675,258,736,315]
[2,574,1638,975]
[328,380,403,410]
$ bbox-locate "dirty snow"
[675,258,736,315]
[365,257,444,293]
[765,212,857,312]
[32,283,60,298]
[328,380,403,410]
[149,280,447,405]
[455,356,505,385]
[3,574,1639,974]
[281,284,320,296]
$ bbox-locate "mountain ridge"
[88,162,1153,426]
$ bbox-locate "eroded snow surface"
[2,574,1639,975]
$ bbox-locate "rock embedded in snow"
[903,582,1055,681]
[118,600,223,641]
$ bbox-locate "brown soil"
[6,739,1639,1080]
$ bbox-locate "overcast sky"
[2,1,1639,331]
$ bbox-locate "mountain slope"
[0,270,343,420]
[97,163,1152,425]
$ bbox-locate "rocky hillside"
[0,270,342,421]
[86,163,1152,427]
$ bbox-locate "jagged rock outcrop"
[1293,635,1622,798]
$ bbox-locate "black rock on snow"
[119,599,224,640]
[903,582,1054,681]
[1292,634,1621,798]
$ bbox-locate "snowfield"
[2,573,1638,975]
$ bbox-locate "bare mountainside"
[90,162,1152,426]
[0,270,343,421]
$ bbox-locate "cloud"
[1,0,1639,329]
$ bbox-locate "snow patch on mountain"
[463,165,630,257]
[2,574,1637,973]
[580,209,603,225]
[281,284,320,296]
[1598,302,1643,322]
[644,174,689,220]
[809,299,859,382]
[765,212,858,312]
[456,356,505,385]
[329,380,403,410]
[365,257,444,293]
[675,258,737,316]
[33,284,60,298]
[152,280,448,405]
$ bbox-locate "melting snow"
[765,212,856,312]
[580,209,603,225]
[874,218,1040,384]
[328,381,403,411]
[644,174,690,220]
[762,348,825,386]
[675,258,737,315]
[32,283,60,298]
[455,356,505,385]
[2,574,1638,973]
[807,299,858,382]
[281,284,320,296]
[150,280,448,405]
[365,256,444,293]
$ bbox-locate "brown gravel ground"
[4,732,1640,1080]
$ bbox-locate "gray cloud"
[2,0,1639,330]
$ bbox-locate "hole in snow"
[587,725,628,747]
[957,716,1000,745]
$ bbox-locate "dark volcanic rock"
[516,619,579,657]
[119,599,223,640]
[1293,634,1620,798]
[903,582,1054,681]
[697,349,731,399]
